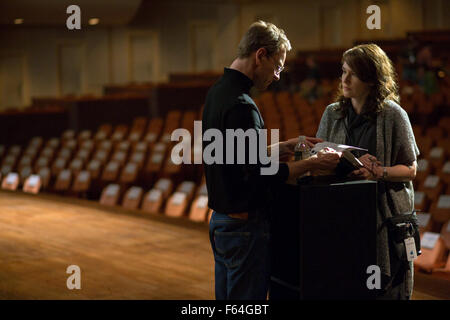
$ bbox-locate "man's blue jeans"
[209,210,270,300]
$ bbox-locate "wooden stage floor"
[0,190,448,300]
[0,190,214,299]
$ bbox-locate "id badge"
[404,237,418,261]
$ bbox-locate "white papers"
[414,191,425,205]
[443,162,450,174]
[77,171,89,183]
[127,187,142,200]
[145,133,157,143]
[161,133,171,143]
[77,149,90,159]
[125,163,137,174]
[95,150,107,161]
[65,139,77,149]
[424,175,439,188]
[417,159,428,172]
[100,140,112,150]
[27,175,40,187]
[437,195,450,209]
[96,132,106,140]
[129,132,140,141]
[151,153,164,164]
[155,179,170,192]
[106,162,119,171]
[88,160,100,170]
[59,170,71,180]
[70,159,82,169]
[153,143,166,153]
[135,142,147,152]
[416,213,430,228]
[196,195,208,208]
[131,153,144,162]
[147,189,162,201]
[429,147,443,159]
[6,173,18,185]
[105,184,120,196]
[113,152,126,162]
[171,192,186,205]
[421,232,440,249]
[179,181,195,194]
[311,142,368,154]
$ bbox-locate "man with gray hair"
[203,20,339,300]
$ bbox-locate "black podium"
[270,179,378,300]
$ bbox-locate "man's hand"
[283,136,323,152]
[309,148,340,171]
[305,136,323,148]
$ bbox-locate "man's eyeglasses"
[269,55,284,76]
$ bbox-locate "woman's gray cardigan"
[316,100,420,295]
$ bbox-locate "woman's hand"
[358,153,381,169]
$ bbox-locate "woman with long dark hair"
[316,44,420,299]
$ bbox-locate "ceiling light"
[89,18,99,25]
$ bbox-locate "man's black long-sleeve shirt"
[202,68,289,214]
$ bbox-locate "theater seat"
[415,232,447,272]
[46,138,60,149]
[428,147,446,171]
[19,166,32,185]
[438,161,450,185]
[153,178,173,199]
[165,192,188,217]
[56,148,72,161]
[142,189,164,214]
[430,195,450,224]
[1,172,19,190]
[414,191,429,212]
[37,167,51,190]
[99,184,120,206]
[23,174,42,194]
[54,169,72,192]
[415,159,431,188]
[72,170,91,193]
[122,186,143,210]
[431,221,450,280]
[101,161,121,182]
[189,195,209,222]
[164,181,195,218]
[416,212,432,234]
[93,149,110,165]
[69,158,84,177]
[34,157,50,172]
[52,157,67,177]
[119,162,138,184]
[419,175,444,203]
[95,124,112,141]
[86,159,102,180]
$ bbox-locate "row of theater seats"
[99,178,212,223]
[0,170,211,224]
[255,91,333,140]
[414,219,450,280]
[0,110,209,221]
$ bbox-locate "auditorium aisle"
[0,190,214,299]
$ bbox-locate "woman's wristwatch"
[380,167,388,181]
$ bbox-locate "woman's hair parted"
[237,20,291,58]
[335,43,399,120]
